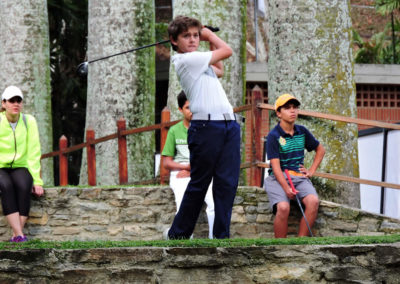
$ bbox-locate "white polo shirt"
[172,51,233,115]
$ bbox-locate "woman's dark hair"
[168,15,202,51]
[177,91,188,109]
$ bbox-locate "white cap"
[2,86,24,101]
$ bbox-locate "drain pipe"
[380,129,388,215]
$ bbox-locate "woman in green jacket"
[0,86,44,242]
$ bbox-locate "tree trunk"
[167,0,247,119]
[0,0,53,185]
[267,0,360,207]
[80,0,155,185]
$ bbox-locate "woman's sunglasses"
[7,97,23,104]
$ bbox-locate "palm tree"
[0,0,53,185]
[267,0,360,207]
[80,0,156,185]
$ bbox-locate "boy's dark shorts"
[263,175,318,214]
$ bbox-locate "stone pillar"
[167,0,247,119]
[267,0,360,207]
[81,0,155,185]
[0,0,53,185]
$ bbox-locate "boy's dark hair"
[177,91,188,109]
[168,15,202,51]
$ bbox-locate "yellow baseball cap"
[274,93,300,111]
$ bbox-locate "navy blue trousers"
[168,120,241,239]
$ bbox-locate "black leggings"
[0,168,33,216]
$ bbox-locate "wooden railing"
[41,86,400,191]
[41,116,180,186]
[254,102,400,190]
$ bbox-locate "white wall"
[358,130,400,218]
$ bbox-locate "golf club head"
[204,25,220,33]
[76,62,88,77]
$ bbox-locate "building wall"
[357,84,400,130]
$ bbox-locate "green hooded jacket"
[0,112,43,186]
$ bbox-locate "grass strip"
[1,234,399,250]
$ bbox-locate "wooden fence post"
[86,128,96,186]
[59,135,68,186]
[160,107,170,185]
[117,117,128,184]
[251,86,263,186]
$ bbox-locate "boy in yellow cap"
[264,94,325,238]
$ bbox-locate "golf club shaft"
[88,39,170,64]
[295,194,313,237]
[87,26,219,65]
[284,169,314,237]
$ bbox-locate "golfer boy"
[166,16,240,239]
[264,94,325,238]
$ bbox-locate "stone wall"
[0,244,399,283]
[0,186,399,241]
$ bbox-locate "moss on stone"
[129,0,156,181]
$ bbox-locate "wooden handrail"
[234,104,252,112]
[41,97,400,190]
[40,121,181,159]
[258,103,400,130]
[256,162,400,190]
[41,106,251,160]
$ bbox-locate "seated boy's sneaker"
[162,227,170,240]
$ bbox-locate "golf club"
[77,25,220,76]
[284,169,314,237]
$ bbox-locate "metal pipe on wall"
[380,129,388,214]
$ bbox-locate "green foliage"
[353,20,400,64]
[353,28,387,64]
[375,0,400,15]
[2,234,400,250]
[155,22,169,42]
[353,0,400,64]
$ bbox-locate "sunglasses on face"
[7,97,23,104]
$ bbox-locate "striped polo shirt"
[266,123,319,174]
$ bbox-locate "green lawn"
[1,234,400,250]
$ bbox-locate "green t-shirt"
[161,121,189,164]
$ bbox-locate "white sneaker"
[163,227,170,240]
